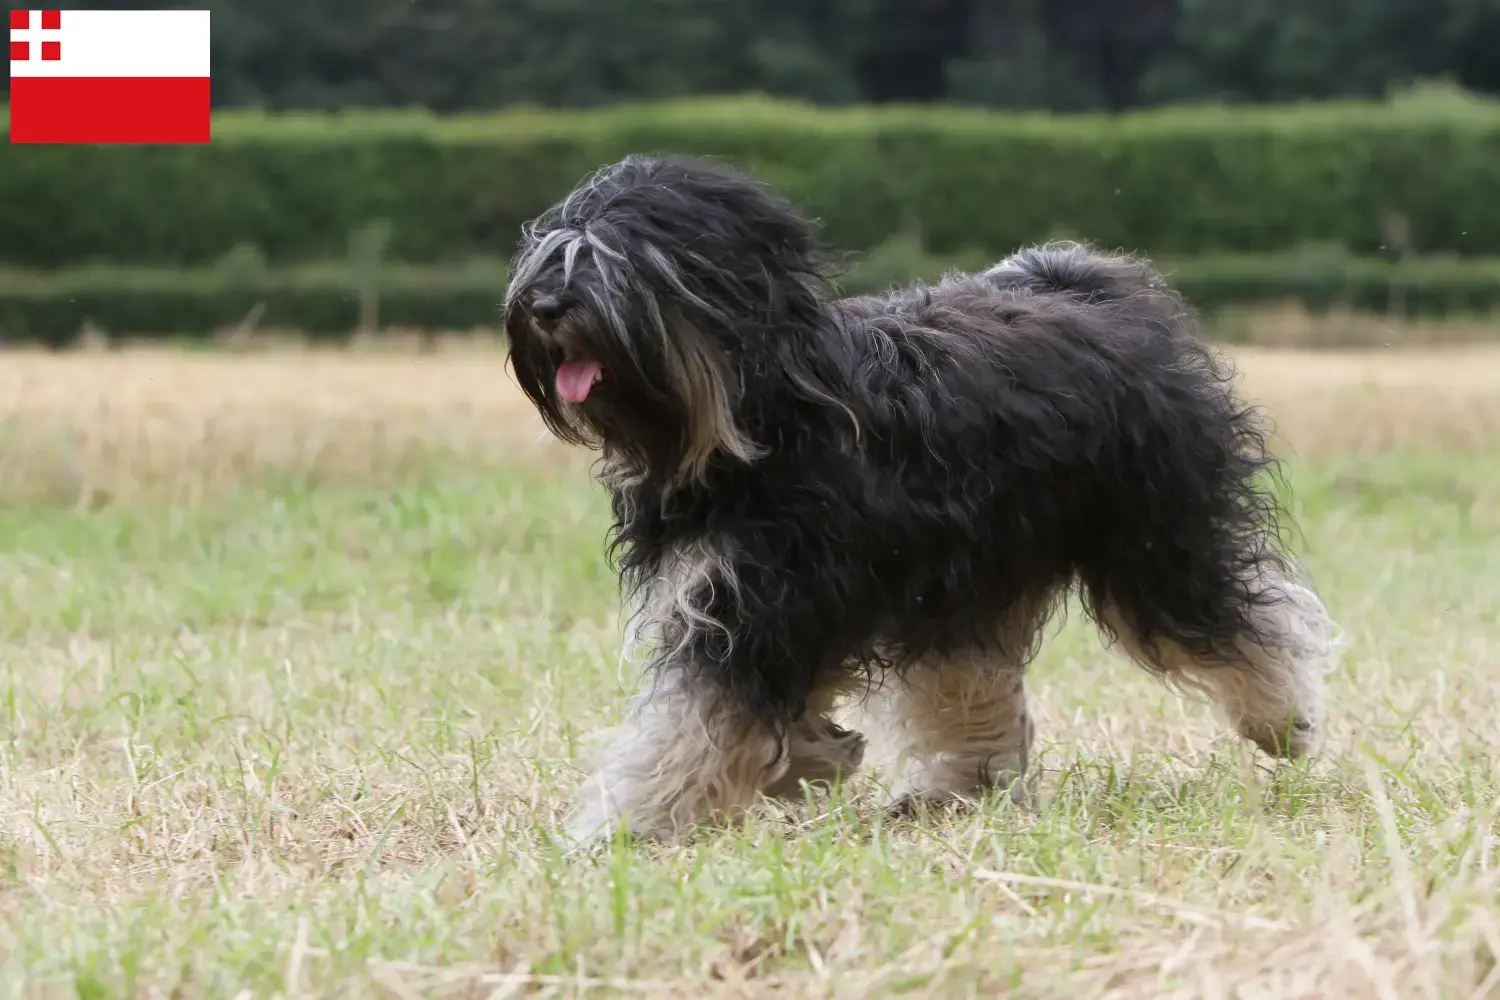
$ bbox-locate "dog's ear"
[663,317,766,484]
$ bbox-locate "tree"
[9,0,1497,113]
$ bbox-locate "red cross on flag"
[9,9,211,144]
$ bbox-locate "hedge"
[3,95,1500,269]
[0,258,509,344]
[2,250,1498,346]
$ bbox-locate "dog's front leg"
[563,542,866,848]
[564,663,784,848]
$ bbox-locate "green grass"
[1,450,1497,998]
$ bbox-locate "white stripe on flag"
[9,9,210,78]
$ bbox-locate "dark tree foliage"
[1139,0,1456,104]
[5,0,1498,111]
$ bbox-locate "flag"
[9,9,211,144]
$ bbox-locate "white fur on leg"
[850,653,1033,812]
[565,667,782,847]
[1105,566,1344,759]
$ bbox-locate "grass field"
[1,343,1498,998]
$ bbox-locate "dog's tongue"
[556,359,603,403]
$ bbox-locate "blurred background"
[3,0,1500,347]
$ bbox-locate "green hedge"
[4,95,1500,269]
[2,250,1498,346]
[0,258,510,345]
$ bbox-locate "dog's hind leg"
[855,649,1034,813]
[1099,563,1340,759]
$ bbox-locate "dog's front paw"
[1240,713,1324,760]
[561,783,683,854]
[880,784,979,819]
[761,722,867,800]
[560,806,620,856]
[879,749,1029,818]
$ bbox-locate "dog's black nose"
[531,294,567,326]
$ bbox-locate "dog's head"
[504,155,835,485]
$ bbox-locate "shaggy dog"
[503,155,1340,847]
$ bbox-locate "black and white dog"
[503,155,1340,847]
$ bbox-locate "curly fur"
[503,155,1342,846]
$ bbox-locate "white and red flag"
[8,8,211,144]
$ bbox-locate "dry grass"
[0,340,588,507]
[0,340,1497,998]
[1209,302,1500,351]
[3,339,1499,505]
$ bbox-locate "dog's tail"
[981,241,1179,306]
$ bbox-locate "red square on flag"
[9,9,213,144]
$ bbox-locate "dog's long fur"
[504,155,1342,846]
